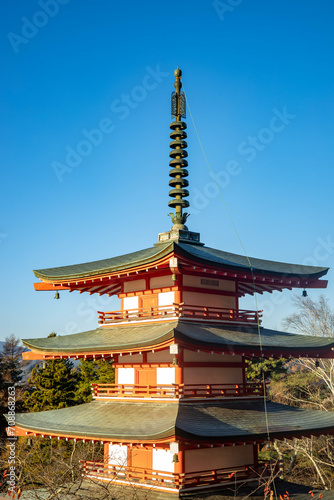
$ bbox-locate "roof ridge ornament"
[157,68,203,246]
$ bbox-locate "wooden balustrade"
[80,460,278,489]
[81,460,180,487]
[97,303,262,325]
[92,382,266,399]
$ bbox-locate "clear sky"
[1,0,334,342]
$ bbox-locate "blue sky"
[1,0,334,342]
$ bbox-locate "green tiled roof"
[33,242,328,281]
[22,321,334,358]
[12,400,334,441]
[177,400,334,440]
[33,243,173,281]
[22,322,175,353]
[178,243,328,278]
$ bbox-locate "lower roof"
[13,399,334,442]
[22,320,334,359]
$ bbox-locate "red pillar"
[175,347,183,386]
[173,445,184,489]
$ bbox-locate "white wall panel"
[123,296,139,310]
[156,367,175,385]
[153,448,174,472]
[108,444,128,466]
[118,368,135,384]
[158,291,175,306]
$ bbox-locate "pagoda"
[12,69,334,497]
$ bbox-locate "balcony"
[92,382,267,400]
[80,460,279,491]
[97,303,262,326]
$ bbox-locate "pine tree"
[24,334,79,412]
[0,335,29,435]
[76,359,99,403]
[24,358,79,412]
[2,333,27,384]
[76,358,115,403]
[96,359,115,384]
[246,357,287,382]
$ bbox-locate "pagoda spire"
[168,67,189,230]
[157,68,202,245]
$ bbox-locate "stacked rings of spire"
[168,120,189,209]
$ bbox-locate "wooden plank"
[34,282,70,291]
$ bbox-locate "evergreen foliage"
[24,358,79,412]
[76,359,115,403]
[0,335,28,436]
[24,334,79,411]
[1,333,27,384]
[246,356,287,382]
[75,359,100,403]
[95,359,115,384]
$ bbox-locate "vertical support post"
[114,355,119,385]
[242,356,247,391]
[253,442,259,469]
[173,444,184,489]
[175,286,182,305]
[104,442,109,464]
[174,347,183,386]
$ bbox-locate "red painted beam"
[34,282,70,291]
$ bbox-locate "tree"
[0,335,29,436]
[24,335,78,412]
[246,357,287,383]
[282,295,334,409]
[95,359,115,384]
[24,358,79,412]
[76,359,115,403]
[75,359,100,403]
[1,334,28,385]
[272,296,334,489]
[0,436,107,499]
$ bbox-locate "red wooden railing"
[81,460,180,487]
[97,303,262,325]
[80,460,279,489]
[92,382,267,399]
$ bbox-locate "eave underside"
[12,400,334,443]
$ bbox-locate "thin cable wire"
[184,87,275,479]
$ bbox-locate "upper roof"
[33,241,328,282]
[22,320,334,359]
[12,399,334,442]
[33,244,168,281]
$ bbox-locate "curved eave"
[22,321,334,360]
[33,243,173,282]
[11,401,177,441]
[22,322,176,357]
[32,241,329,285]
[175,400,334,441]
[10,400,334,443]
[177,243,329,280]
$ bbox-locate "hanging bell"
[172,453,179,463]
[54,291,60,299]
[302,289,307,298]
